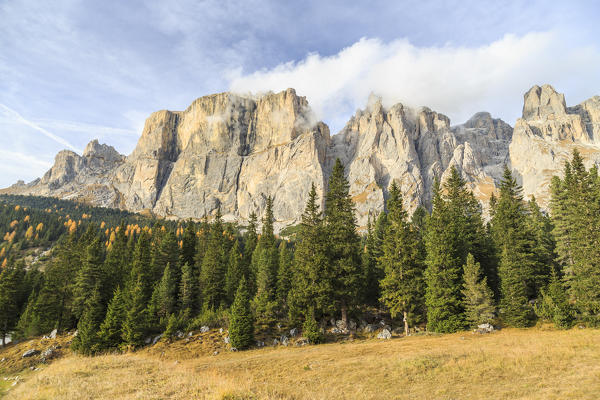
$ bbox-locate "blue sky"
[1,0,600,187]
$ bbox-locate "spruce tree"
[527,196,556,294]
[164,313,181,339]
[536,270,574,329]
[424,168,486,333]
[379,182,425,336]
[551,151,600,324]
[178,262,199,317]
[302,307,323,344]
[492,166,536,327]
[289,183,333,323]
[71,286,105,355]
[103,221,130,294]
[200,209,226,310]
[276,241,293,309]
[224,240,245,306]
[152,230,180,284]
[252,197,279,329]
[129,231,153,304]
[229,277,254,350]
[361,215,380,305]
[149,263,178,325]
[122,277,148,349]
[462,253,495,327]
[498,239,535,327]
[243,212,259,283]
[0,263,23,345]
[325,159,362,326]
[98,287,127,350]
[180,220,197,268]
[72,236,105,319]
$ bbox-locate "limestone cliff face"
[329,98,512,226]
[510,84,600,204]
[4,85,599,229]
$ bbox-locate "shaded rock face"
[4,85,599,229]
[510,84,600,204]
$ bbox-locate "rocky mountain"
[3,84,599,229]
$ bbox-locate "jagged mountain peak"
[3,85,600,230]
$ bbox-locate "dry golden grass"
[3,327,600,399]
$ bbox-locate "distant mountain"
[4,85,600,229]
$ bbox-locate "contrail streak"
[0,103,79,151]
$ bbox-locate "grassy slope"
[2,327,600,399]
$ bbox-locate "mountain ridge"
[4,84,600,229]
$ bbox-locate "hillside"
[2,327,600,399]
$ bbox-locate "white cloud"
[229,32,600,132]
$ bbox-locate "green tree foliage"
[164,313,183,339]
[325,159,362,325]
[424,168,488,333]
[152,230,180,286]
[229,277,254,349]
[535,271,574,329]
[252,197,279,329]
[71,286,105,355]
[200,210,227,310]
[243,212,259,283]
[302,307,323,344]
[103,222,130,294]
[0,262,25,345]
[527,197,556,292]
[491,166,536,327]
[550,150,600,324]
[276,241,293,309]
[72,236,105,319]
[224,240,245,306]
[179,262,199,317]
[361,215,380,305]
[379,182,426,335]
[122,277,148,349]
[98,286,127,350]
[462,253,495,327]
[180,221,197,268]
[149,263,178,326]
[129,231,153,303]
[289,183,333,323]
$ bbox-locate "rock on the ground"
[476,323,495,334]
[363,324,377,333]
[40,347,57,362]
[49,329,57,339]
[152,334,163,345]
[22,349,39,358]
[200,326,209,333]
[290,328,298,337]
[377,329,392,340]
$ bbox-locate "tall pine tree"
[229,277,254,350]
[491,166,536,327]
[379,182,425,336]
[325,159,362,326]
[289,183,333,324]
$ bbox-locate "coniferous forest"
[0,151,599,354]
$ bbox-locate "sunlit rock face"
[5,85,599,230]
[510,84,600,205]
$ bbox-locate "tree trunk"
[403,310,409,337]
[1,334,5,347]
[341,302,348,328]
